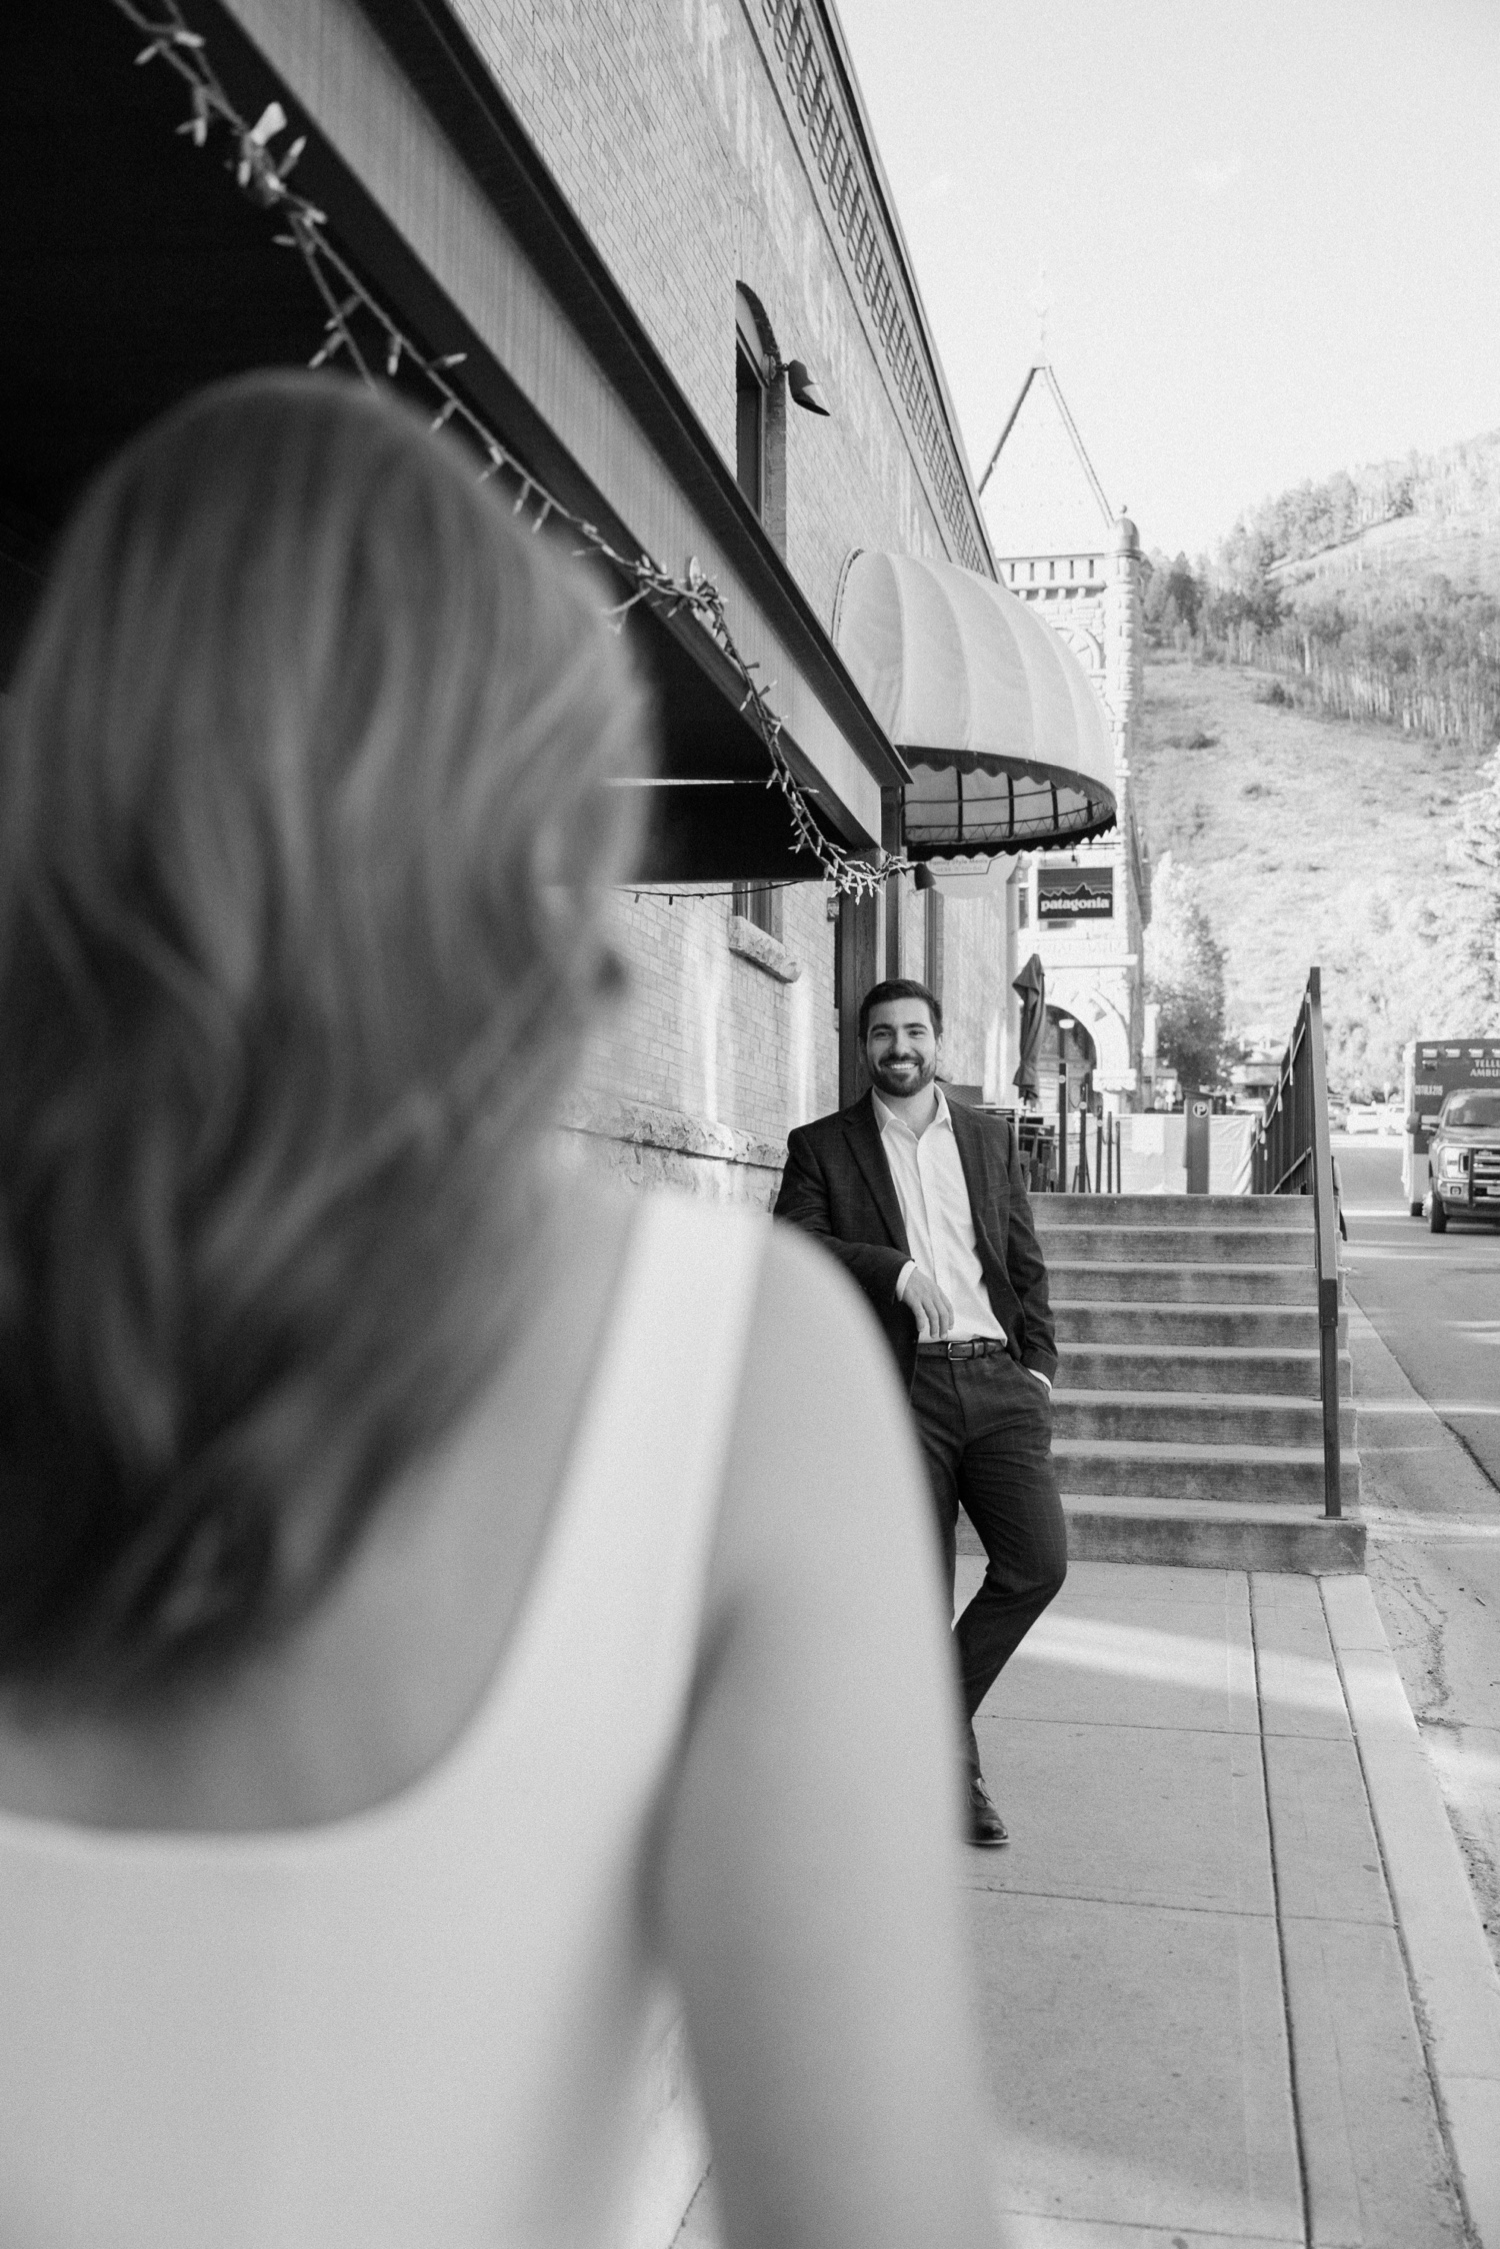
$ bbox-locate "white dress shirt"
[873,1086,1006,1343]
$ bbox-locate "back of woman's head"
[0,371,648,1702]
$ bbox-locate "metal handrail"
[1251,968,1342,1518]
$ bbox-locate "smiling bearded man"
[773,979,1065,1847]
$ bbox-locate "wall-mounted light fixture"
[781,358,832,416]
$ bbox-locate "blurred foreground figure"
[0,376,1003,2249]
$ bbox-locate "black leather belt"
[916,1337,1009,1360]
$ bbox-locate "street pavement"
[1338,1134,1500,1486]
[1337,1134,1500,1974]
[677,1551,1500,2249]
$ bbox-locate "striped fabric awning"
[833,548,1118,857]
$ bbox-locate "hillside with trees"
[1143,857,1227,1094]
[1135,658,1498,1092]
[1219,426,1500,584]
[1145,428,1500,754]
[1132,429,1500,1095]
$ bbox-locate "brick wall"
[448,0,980,621]
[445,0,1025,1196]
[563,880,838,1193]
[442,0,999,1192]
[939,891,1011,1096]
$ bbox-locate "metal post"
[1185,1090,1211,1193]
[1305,970,1343,1518]
[881,790,903,981]
[836,891,878,1110]
[1058,1076,1069,1195]
[1254,970,1343,1517]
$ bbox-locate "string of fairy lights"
[111,0,909,904]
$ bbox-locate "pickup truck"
[1403,1039,1500,1215]
[1423,1088,1500,1233]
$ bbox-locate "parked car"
[1326,1100,1348,1132]
[1345,1103,1381,1135]
[1423,1088,1500,1232]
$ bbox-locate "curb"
[1323,1574,1500,2247]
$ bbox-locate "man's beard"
[870,1051,937,1097]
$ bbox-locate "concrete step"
[1054,1302,1341,1349]
[1052,1389,1357,1448]
[1047,1260,1322,1305]
[1035,1192,1312,1231]
[955,1494,1364,1571]
[1061,1496,1365,1573]
[1053,1436,1362,1512]
[1032,1223,1311,1267]
[1058,1342,1352,1398]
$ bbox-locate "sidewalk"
[962,1555,1500,2249]
[675,1556,1500,2249]
[1345,1296,1500,1976]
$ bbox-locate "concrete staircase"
[1033,1192,1364,1574]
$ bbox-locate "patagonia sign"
[1038,867,1114,922]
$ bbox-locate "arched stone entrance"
[1042,972,1133,1099]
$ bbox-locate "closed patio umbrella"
[1013,952,1046,1100]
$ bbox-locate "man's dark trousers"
[773,1092,1067,1772]
[913,1343,1067,1779]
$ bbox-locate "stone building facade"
[979,362,1149,1111]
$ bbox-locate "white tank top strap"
[553,1187,768,1611]
[438,1188,770,1803]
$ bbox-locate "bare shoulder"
[653,1210,1000,2249]
[755,1212,885,1350]
[704,1217,931,1609]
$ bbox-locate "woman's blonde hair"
[0,372,648,1700]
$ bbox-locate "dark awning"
[833,549,1117,858]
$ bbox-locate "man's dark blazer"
[773,1090,1059,1390]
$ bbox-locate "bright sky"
[836,0,1500,559]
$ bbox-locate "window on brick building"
[733,880,784,943]
[733,288,786,549]
[735,291,770,515]
[736,356,764,516]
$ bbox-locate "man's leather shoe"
[967,1776,1008,1848]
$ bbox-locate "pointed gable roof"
[978,363,1113,557]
